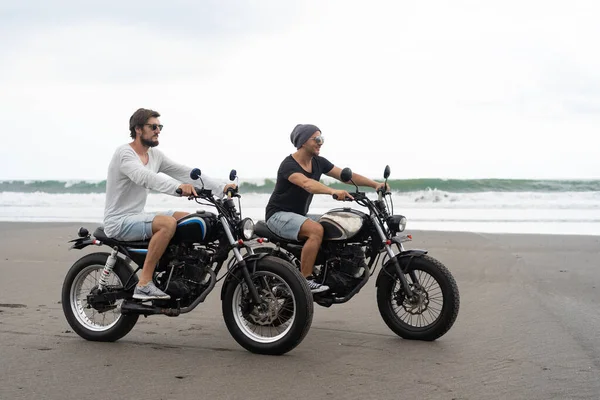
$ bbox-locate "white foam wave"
[2,191,600,235]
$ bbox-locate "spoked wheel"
[62,252,139,342]
[233,271,295,337]
[377,254,459,341]
[222,255,313,355]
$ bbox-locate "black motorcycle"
[62,169,313,355]
[253,166,459,341]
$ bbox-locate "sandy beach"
[0,221,599,400]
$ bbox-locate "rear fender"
[219,252,270,300]
[68,237,102,250]
[375,249,428,287]
[69,238,136,264]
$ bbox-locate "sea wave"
[2,178,600,194]
[2,191,600,235]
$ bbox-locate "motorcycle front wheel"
[376,254,459,341]
[222,255,313,355]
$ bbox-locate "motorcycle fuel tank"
[172,211,217,244]
[319,208,368,241]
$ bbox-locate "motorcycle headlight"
[387,215,407,233]
[239,218,255,240]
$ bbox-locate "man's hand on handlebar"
[375,182,390,194]
[332,189,354,201]
[223,183,238,197]
[178,184,198,197]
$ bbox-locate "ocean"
[1,179,600,236]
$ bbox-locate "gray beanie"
[290,124,320,149]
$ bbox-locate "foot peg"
[121,301,180,317]
[313,295,333,308]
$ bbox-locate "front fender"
[251,246,296,264]
[220,252,270,300]
[375,249,428,287]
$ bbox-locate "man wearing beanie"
[265,124,388,293]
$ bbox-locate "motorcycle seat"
[254,221,306,245]
[93,227,150,248]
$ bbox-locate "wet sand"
[0,222,599,400]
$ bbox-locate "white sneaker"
[306,279,329,294]
[133,282,170,300]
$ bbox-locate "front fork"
[221,217,262,304]
[371,216,415,299]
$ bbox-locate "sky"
[1,0,599,181]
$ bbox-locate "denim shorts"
[266,211,319,241]
[113,210,175,241]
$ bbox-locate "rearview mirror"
[383,165,390,179]
[190,168,202,180]
[229,169,237,181]
[340,167,353,183]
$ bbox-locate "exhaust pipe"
[121,301,180,317]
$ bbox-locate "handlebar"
[376,187,392,200]
[332,190,390,202]
[331,190,393,217]
[332,193,354,201]
[226,186,239,198]
[176,187,212,197]
[198,187,212,196]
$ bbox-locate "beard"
[141,136,159,148]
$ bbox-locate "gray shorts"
[266,211,319,241]
[113,210,175,241]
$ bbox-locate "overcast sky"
[1,0,599,181]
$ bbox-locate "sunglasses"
[144,123,163,131]
[312,135,325,145]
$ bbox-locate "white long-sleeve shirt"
[103,144,226,237]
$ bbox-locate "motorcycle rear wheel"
[62,252,139,342]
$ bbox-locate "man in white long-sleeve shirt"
[104,108,236,301]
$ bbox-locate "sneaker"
[306,279,329,294]
[133,282,171,300]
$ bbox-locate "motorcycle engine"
[321,245,367,296]
[156,248,212,307]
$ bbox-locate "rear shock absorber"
[98,246,119,291]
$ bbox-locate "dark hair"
[129,108,160,139]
